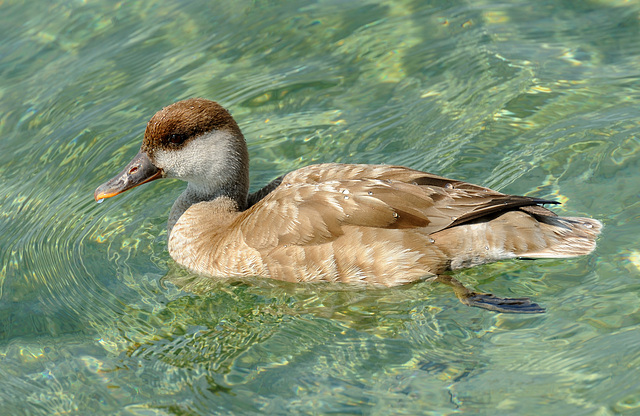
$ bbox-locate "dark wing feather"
[247,175,284,208]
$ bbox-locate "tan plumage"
[95,98,602,313]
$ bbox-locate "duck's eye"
[169,133,186,144]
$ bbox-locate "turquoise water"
[1,0,639,414]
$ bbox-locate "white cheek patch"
[153,130,232,185]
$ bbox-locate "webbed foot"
[434,275,545,314]
[460,292,545,314]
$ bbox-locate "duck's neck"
[155,128,250,236]
[168,180,249,236]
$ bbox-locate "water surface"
[1,0,639,414]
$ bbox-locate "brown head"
[94,98,250,207]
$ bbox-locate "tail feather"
[434,211,603,270]
[517,216,602,259]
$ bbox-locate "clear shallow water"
[0,0,639,414]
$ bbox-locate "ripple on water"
[0,0,639,414]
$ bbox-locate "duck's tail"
[516,215,602,259]
[434,210,603,270]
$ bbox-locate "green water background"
[1,0,639,414]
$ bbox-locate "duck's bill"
[94,150,162,201]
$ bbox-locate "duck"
[94,98,602,313]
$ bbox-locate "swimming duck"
[94,98,602,313]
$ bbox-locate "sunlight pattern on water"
[0,0,639,414]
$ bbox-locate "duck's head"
[94,98,250,205]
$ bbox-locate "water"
[1,0,639,414]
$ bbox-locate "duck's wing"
[236,164,556,249]
[276,163,501,193]
[245,163,496,208]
